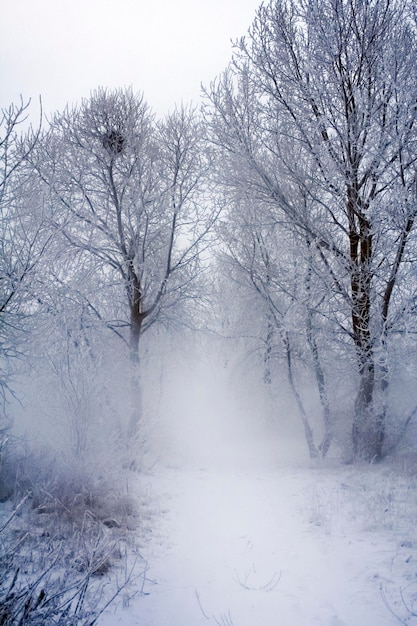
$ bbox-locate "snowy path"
[132,466,395,626]
[102,360,412,625]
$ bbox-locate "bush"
[0,437,144,625]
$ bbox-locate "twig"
[260,571,282,592]
[213,610,234,626]
[380,585,409,625]
[400,584,417,618]
[195,589,211,620]
[234,566,281,592]
[0,492,31,533]
[90,559,148,625]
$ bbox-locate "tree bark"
[127,269,144,440]
[348,188,379,459]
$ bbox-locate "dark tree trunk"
[348,187,382,460]
[128,313,142,439]
[127,270,144,440]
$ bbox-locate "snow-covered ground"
[101,357,417,626]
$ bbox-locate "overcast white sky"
[1,0,260,121]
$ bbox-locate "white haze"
[72,343,415,626]
[153,347,308,471]
[8,337,417,625]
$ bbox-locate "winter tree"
[31,89,216,439]
[216,197,334,458]
[0,98,50,422]
[205,0,417,460]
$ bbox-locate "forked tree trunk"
[305,250,333,457]
[284,332,319,459]
[307,326,333,458]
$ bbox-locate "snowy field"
[99,358,417,626]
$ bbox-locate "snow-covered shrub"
[0,503,138,625]
[0,438,144,625]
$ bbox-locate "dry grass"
[0,436,145,625]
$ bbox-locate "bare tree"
[216,193,334,458]
[205,0,417,460]
[32,89,217,440]
[0,98,48,420]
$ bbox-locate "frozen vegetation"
[1,0,417,624]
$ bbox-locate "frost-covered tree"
[205,0,417,460]
[0,99,49,420]
[32,89,216,438]
[215,190,335,458]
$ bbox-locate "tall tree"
[216,192,334,458]
[0,98,48,421]
[32,89,216,438]
[205,0,417,460]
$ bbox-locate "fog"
[9,335,309,473]
[149,342,309,470]
[5,335,417,626]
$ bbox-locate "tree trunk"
[284,332,319,459]
[127,313,142,439]
[127,270,144,440]
[305,250,333,457]
[352,357,377,459]
[348,190,381,460]
[307,327,333,458]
